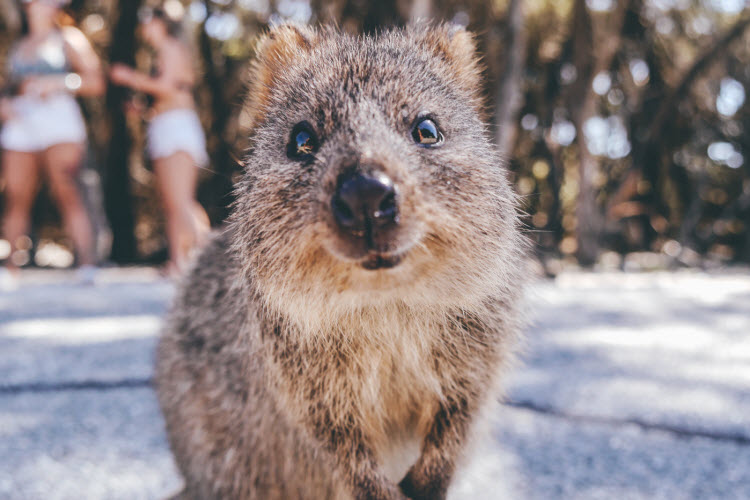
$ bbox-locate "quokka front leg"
[313,416,409,500]
[398,395,475,500]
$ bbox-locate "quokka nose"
[332,171,398,234]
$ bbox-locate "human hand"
[124,93,147,116]
[0,97,16,122]
[110,64,136,86]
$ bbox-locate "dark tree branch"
[646,14,750,143]
[610,13,750,252]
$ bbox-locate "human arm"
[61,26,105,96]
[109,42,190,99]
[109,63,172,98]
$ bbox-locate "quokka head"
[232,23,523,321]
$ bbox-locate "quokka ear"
[243,23,318,131]
[421,23,484,103]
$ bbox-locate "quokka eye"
[411,117,443,147]
[287,121,319,160]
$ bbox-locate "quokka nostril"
[332,196,355,226]
[374,191,398,221]
[332,171,398,233]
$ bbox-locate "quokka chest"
[272,331,444,410]
[319,335,445,482]
[268,317,451,419]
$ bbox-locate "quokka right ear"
[244,23,318,131]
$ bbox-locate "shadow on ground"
[1,269,749,499]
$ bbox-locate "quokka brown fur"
[156,22,526,500]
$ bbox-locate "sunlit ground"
[1,267,749,499]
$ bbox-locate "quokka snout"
[156,22,526,500]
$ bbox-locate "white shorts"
[0,93,87,152]
[147,108,208,167]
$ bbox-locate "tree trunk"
[103,0,141,263]
[494,0,526,156]
[567,0,598,265]
[568,0,629,266]
[197,0,237,225]
[334,0,405,33]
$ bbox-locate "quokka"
[156,22,526,500]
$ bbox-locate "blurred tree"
[195,0,237,223]
[104,0,142,263]
[494,0,527,155]
[2,0,750,268]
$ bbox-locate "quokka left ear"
[416,23,484,109]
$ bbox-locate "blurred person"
[109,5,209,276]
[0,0,104,287]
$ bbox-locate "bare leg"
[1,150,41,270]
[43,143,94,267]
[153,152,208,274]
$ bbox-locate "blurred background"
[2,3,749,498]
[1,0,749,273]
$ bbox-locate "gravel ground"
[1,267,749,499]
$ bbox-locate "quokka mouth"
[360,253,403,270]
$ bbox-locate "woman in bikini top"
[0,0,104,284]
[109,5,209,276]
